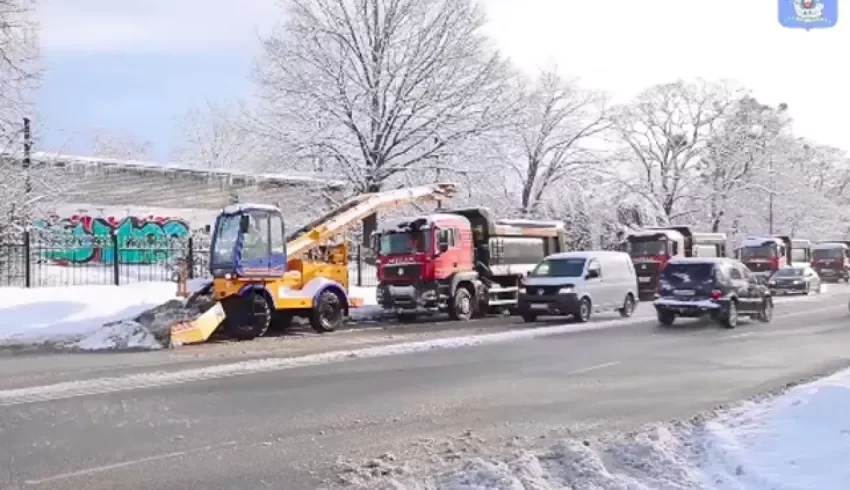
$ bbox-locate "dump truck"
[623,226,727,301]
[169,183,457,346]
[737,235,793,277]
[811,240,850,282]
[373,208,567,320]
[790,238,813,265]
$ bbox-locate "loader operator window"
[211,214,240,265]
[242,212,270,262]
[269,214,284,254]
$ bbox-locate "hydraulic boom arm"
[285,183,457,258]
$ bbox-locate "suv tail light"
[710,289,722,300]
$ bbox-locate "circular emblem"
[398,268,404,275]
[537,289,543,295]
[641,264,647,270]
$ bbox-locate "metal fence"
[0,231,379,288]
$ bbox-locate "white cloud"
[38,0,281,54]
[481,0,849,150]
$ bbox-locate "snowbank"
[0,282,180,351]
[338,367,850,490]
[349,285,382,321]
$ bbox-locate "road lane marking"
[23,441,238,486]
[0,298,845,407]
[567,361,620,375]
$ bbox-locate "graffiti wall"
[33,214,191,265]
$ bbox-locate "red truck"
[373,208,567,321]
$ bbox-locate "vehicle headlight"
[793,280,803,285]
[559,287,573,294]
[518,287,526,294]
[768,281,775,285]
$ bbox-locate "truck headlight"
[559,287,573,294]
[768,280,775,286]
[793,280,803,285]
[518,287,526,294]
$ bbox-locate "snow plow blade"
[169,302,226,347]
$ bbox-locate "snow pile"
[349,285,383,321]
[696,367,850,489]
[337,367,850,490]
[0,282,182,351]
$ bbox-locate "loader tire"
[223,292,271,340]
[311,290,344,333]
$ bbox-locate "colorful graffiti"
[32,215,191,265]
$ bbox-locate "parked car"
[653,257,773,329]
[517,251,638,323]
[767,264,822,295]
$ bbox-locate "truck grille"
[381,264,422,282]
[746,261,772,273]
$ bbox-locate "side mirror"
[371,233,380,252]
[438,242,449,253]
[436,229,449,254]
[239,214,250,233]
[203,224,211,233]
[585,269,599,279]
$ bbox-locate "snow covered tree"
[511,68,610,216]
[172,103,266,170]
[254,0,516,244]
[611,79,742,224]
[90,129,152,161]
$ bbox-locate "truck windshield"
[530,258,586,277]
[211,214,240,265]
[379,230,431,254]
[628,239,667,256]
[813,248,843,259]
[741,245,776,259]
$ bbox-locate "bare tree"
[254,0,516,243]
[611,79,742,223]
[0,0,39,143]
[172,103,260,170]
[512,68,610,216]
[697,97,789,231]
[90,129,152,161]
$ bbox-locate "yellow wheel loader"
[169,183,457,346]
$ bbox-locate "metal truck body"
[375,208,567,320]
[790,238,813,265]
[624,226,727,301]
[811,240,850,282]
[737,235,792,277]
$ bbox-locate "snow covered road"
[1,288,849,489]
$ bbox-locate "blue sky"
[34,0,279,160]
[34,0,849,162]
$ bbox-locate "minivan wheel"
[721,300,738,329]
[574,298,591,323]
[619,294,636,318]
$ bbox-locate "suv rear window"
[660,262,715,286]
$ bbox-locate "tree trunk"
[361,183,382,248]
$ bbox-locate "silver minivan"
[517,251,638,323]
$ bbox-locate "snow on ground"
[0,282,180,351]
[337,367,850,490]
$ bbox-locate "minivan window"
[660,263,714,286]
[530,258,586,277]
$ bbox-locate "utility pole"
[21,117,32,225]
[768,155,774,234]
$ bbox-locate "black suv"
[653,257,773,328]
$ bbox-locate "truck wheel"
[720,300,738,329]
[224,292,271,340]
[448,287,473,321]
[573,298,591,323]
[397,313,418,323]
[310,290,344,333]
[521,312,538,322]
[618,294,636,318]
[657,310,675,326]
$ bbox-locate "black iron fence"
[0,231,378,288]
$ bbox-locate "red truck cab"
[374,213,475,315]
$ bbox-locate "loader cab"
[208,204,287,278]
